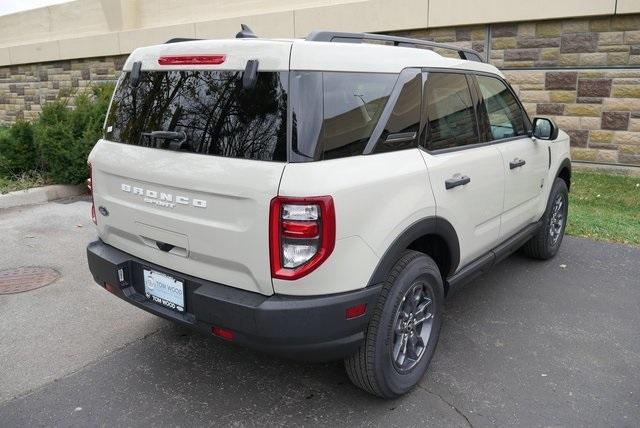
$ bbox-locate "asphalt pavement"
[1,197,639,427]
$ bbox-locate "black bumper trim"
[86,240,381,361]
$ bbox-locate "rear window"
[290,72,397,161]
[105,70,288,161]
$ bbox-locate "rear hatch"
[89,40,292,295]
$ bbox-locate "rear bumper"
[86,240,381,361]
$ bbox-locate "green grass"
[0,171,47,195]
[567,170,640,246]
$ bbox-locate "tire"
[344,250,444,398]
[521,177,569,260]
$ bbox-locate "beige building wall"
[1,0,639,66]
[1,0,640,166]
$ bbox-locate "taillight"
[88,162,96,225]
[269,196,335,280]
[158,55,226,65]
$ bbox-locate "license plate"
[143,269,185,312]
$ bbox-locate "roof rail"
[165,38,203,44]
[305,31,485,62]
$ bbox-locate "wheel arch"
[367,216,460,290]
[556,157,571,191]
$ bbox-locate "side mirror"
[532,117,559,140]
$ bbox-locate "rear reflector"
[345,303,367,319]
[158,55,226,65]
[212,326,234,341]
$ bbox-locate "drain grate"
[0,267,60,295]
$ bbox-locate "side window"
[373,70,421,154]
[290,72,397,161]
[321,72,396,160]
[476,75,526,141]
[423,72,479,151]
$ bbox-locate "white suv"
[86,27,571,398]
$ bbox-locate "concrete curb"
[0,184,87,209]
[572,161,640,176]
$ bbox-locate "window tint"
[321,72,397,159]
[423,72,479,150]
[290,72,323,161]
[291,72,397,161]
[476,75,526,141]
[105,70,288,161]
[373,70,421,154]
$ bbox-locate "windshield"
[104,70,288,162]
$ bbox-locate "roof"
[122,37,502,76]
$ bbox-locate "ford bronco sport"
[86,27,571,398]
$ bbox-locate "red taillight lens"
[88,163,96,225]
[282,221,319,239]
[269,196,335,280]
[158,55,226,65]
[212,326,234,341]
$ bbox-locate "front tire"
[522,177,569,260]
[344,250,444,398]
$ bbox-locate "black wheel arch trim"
[367,216,460,286]
[556,157,571,191]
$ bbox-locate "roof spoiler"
[164,25,258,44]
[165,38,202,44]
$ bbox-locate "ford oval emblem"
[98,206,109,216]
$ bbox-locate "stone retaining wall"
[505,69,640,164]
[392,14,640,165]
[1,14,639,165]
[0,56,125,122]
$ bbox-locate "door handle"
[445,175,471,190]
[509,158,526,169]
[385,131,417,144]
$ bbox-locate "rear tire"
[344,250,444,398]
[522,177,569,260]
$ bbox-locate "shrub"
[0,125,8,173]
[0,170,47,195]
[0,83,113,185]
[0,121,37,176]
[33,84,113,184]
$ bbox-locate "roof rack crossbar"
[305,31,485,62]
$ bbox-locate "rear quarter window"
[290,72,397,161]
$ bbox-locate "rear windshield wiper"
[142,131,185,140]
[141,130,189,151]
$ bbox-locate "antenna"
[236,24,258,39]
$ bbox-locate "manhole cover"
[0,267,60,294]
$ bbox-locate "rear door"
[89,41,292,296]
[419,71,505,268]
[473,74,548,238]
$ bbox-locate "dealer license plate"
[143,269,185,312]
